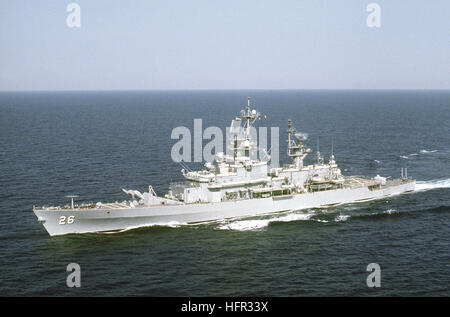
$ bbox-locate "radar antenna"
[316,137,323,164]
[235,97,262,159]
[329,138,336,164]
[65,195,79,209]
[287,119,310,168]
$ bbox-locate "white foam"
[335,214,350,222]
[116,221,185,233]
[218,212,313,231]
[415,178,450,191]
[339,205,361,212]
[420,149,438,154]
[384,208,397,214]
[401,153,421,159]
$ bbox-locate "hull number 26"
[59,216,75,225]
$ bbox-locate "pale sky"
[1,0,449,91]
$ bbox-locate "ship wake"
[99,221,186,234]
[415,178,450,191]
[217,211,314,231]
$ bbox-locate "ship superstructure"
[33,98,415,236]
[168,98,345,204]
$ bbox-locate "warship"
[33,98,415,236]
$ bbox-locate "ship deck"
[34,177,415,212]
[343,176,380,188]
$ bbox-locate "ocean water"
[0,90,449,296]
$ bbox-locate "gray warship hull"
[34,179,415,236]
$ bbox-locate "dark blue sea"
[0,90,449,296]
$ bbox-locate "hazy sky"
[1,0,449,91]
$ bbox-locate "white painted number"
[59,216,75,225]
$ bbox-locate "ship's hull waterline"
[34,180,415,236]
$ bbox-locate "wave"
[215,201,449,231]
[217,212,313,231]
[383,208,397,214]
[426,205,450,213]
[354,211,406,221]
[352,205,449,221]
[217,203,449,231]
[334,214,350,222]
[99,221,186,234]
[400,150,440,159]
[401,153,417,159]
[415,178,450,191]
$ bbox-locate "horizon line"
[1,88,449,93]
